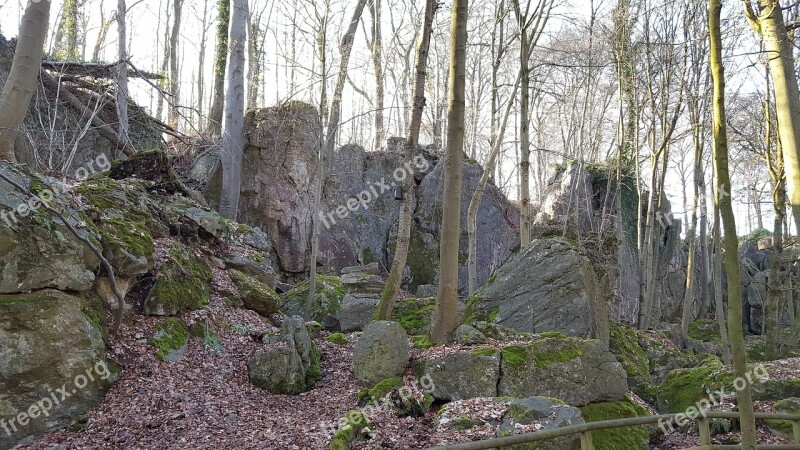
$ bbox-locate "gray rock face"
[498,397,584,450]
[353,321,410,387]
[339,295,379,332]
[223,254,278,288]
[453,324,487,345]
[0,164,100,294]
[341,271,385,294]
[0,290,117,449]
[415,350,501,401]
[498,339,627,407]
[237,102,322,274]
[416,337,627,406]
[468,237,609,341]
[415,284,437,298]
[247,316,320,394]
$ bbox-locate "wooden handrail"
[424,411,800,450]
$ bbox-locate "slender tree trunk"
[305,0,369,320]
[0,0,53,162]
[53,0,79,61]
[369,0,385,151]
[710,1,757,446]
[116,0,129,150]
[168,0,184,129]
[374,0,438,320]
[744,0,800,236]
[518,27,531,247]
[681,121,703,339]
[218,0,247,220]
[430,0,468,344]
[468,72,520,294]
[196,0,210,120]
[207,0,230,136]
[713,200,732,364]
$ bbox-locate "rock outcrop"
[0,291,117,449]
[353,321,410,387]
[247,316,321,394]
[465,237,609,341]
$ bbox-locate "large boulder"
[0,164,100,294]
[466,237,609,341]
[247,316,321,394]
[353,321,410,387]
[339,295,379,333]
[0,290,117,449]
[144,242,213,316]
[281,275,345,330]
[499,397,584,450]
[416,336,627,406]
[235,102,322,274]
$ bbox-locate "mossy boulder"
[329,410,371,450]
[282,275,345,330]
[391,297,436,335]
[357,377,405,406]
[579,397,651,450]
[498,337,628,406]
[353,321,410,387]
[767,397,800,437]
[608,322,650,384]
[415,349,501,401]
[0,290,118,449]
[655,356,724,413]
[149,317,189,362]
[228,269,280,317]
[498,397,584,450]
[144,243,213,316]
[247,316,321,394]
[327,332,350,345]
[687,319,721,344]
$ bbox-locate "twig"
[0,167,126,338]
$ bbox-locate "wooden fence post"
[580,431,593,450]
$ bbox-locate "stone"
[0,164,100,294]
[223,254,277,288]
[453,324,487,345]
[498,397,584,450]
[342,262,380,275]
[241,226,271,251]
[281,275,345,330]
[183,206,227,240]
[497,337,627,406]
[415,284,437,298]
[391,297,437,335]
[0,290,117,449]
[236,102,322,274]
[228,269,280,317]
[144,242,213,316]
[339,295,379,332]
[466,237,609,342]
[415,349,501,401]
[341,271,385,294]
[353,321,410,387]
[247,316,321,394]
[149,318,189,362]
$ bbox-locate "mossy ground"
[327,332,349,345]
[357,377,405,405]
[149,317,188,362]
[580,397,650,450]
[687,320,721,344]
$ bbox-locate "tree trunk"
[518,27,531,248]
[53,0,80,61]
[373,0,438,320]
[218,0,247,220]
[207,0,230,136]
[116,0,129,150]
[713,200,732,364]
[710,1,757,446]
[0,0,53,162]
[680,120,703,339]
[369,0,385,151]
[745,0,800,236]
[305,0,369,320]
[168,0,184,129]
[430,0,468,344]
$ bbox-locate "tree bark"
[218,0,247,220]
[374,0,438,320]
[167,0,184,129]
[116,0,129,150]
[53,0,80,61]
[207,0,230,136]
[430,0,468,344]
[0,0,53,162]
[369,0,385,151]
[710,0,757,445]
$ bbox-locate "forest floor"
[14,303,800,450]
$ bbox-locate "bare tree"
[116,0,129,149]
[207,0,230,135]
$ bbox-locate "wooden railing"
[425,411,800,450]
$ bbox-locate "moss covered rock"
[149,317,189,362]
[767,397,800,438]
[353,321,410,387]
[656,356,724,413]
[247,316,321,394]
[415,348,501,401]
[0,290,118,449]
[282,275,345,330]
[329,410,371,450]
[327,332,350,345]
[144,243,213,316]
[391,297,436,335]
[498,396,584,450]
[579,397,651,450]
[228,269,280,317]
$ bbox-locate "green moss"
[608,322,650,381]
[471,347,500,357]
[502,345,528,369]
[149,317,188,362]
[502,337,585,370]
[391,297,436,335]
[369,377,405,400]
[283,275,345,323]
[307,342,322,385]
[452,414,483,431]
[580,397,650,450]
[327,332,350,345]
[687,320,721,344]
[767,398,800,437]
[656,356,724,413]
[399,230,439,292]
[101,217,154,259]
[330,410,371,450]
[411,334,434,349]
[146,243,213,314]
[463,293,499,324]
[228,269,280,316]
